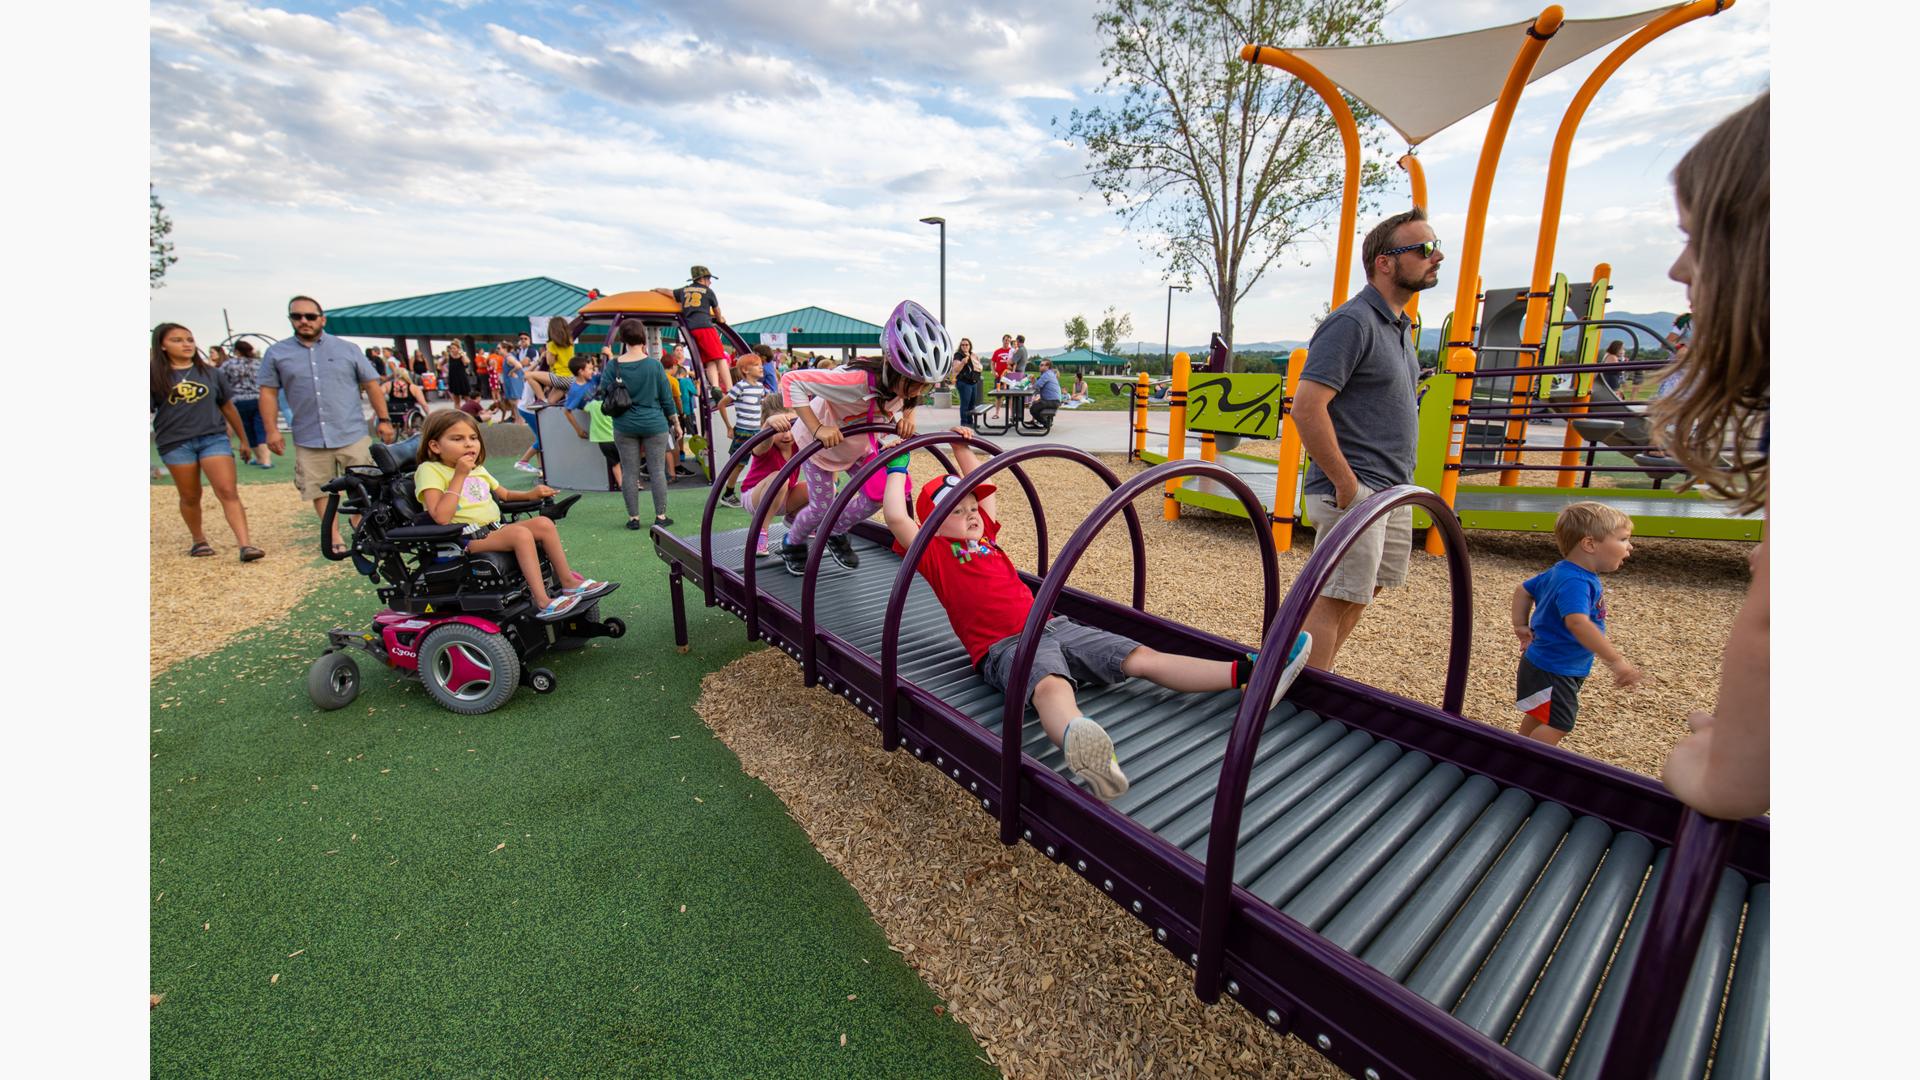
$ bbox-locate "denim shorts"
[158,431,233,466]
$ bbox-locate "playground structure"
[657,409,1768,1078]
[1136,0,1762,547]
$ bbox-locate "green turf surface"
[151,484,997,1078]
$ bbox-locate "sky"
[148,0,1770,349]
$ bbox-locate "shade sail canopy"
[1275,4,1681,145]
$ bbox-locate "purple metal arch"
[797,430,1044,687]
[1194,484,1474,1001]
[739,421,898,641]
[1595,809,1739,1078]
[993,459,1280,845]
[882,445,1148,753]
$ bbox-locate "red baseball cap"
[915,474,996,522]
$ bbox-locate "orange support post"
[1270,347,1309,551]
[1200,431,1216,463]
[1241,45,1361,310]
[1428,5,1564,557]
[1131,371,1150,462]
[1164,353,1191,521]
[1398,152,1427,327]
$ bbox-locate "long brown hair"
[416,410,487,466]
[547,316,573,349]
[1653,93,1768,514]
[150,322,211,401]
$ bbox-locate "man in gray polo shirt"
[1293,208,1443,671]
[260,295,394,556]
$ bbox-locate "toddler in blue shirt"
[1511,502,1643,745]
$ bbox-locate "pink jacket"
[780,367,901,472]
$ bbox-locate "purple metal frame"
[882,444,1150,754]
[656,471,1767,1079]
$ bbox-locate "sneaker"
[755,529,772,557]
[1238,631,1312,713]
[1064,717,1129,800]
[514,461,540,473]
[535,594,581,621]
[826,533,860,570]
[626,517,643,531]
[779,540,810,577]
[719,488,743,509]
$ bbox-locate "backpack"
[600,362,635,417]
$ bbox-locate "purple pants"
[786,457,881,543]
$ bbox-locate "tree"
[151,186,177,289]
[1063,314,1091,351]
[1094,306,1135,354]
[1064,0,1392,367]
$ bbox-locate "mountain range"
[1034,311,1681,358]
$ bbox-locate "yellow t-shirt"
[413,461,502,527]
[548,342,575,378]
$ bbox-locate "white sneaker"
[514,460,539,473]
[1064,717,1128,800]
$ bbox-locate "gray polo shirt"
[261,332,382,449]
[1299,283,1420,496]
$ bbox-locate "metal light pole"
[1165,283,1190,372]
[919,216,946,325]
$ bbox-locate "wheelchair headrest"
[370,442,407,473]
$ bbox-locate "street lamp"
[1165,283,1190,371]
[919,216,946,325]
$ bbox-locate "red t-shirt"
[894,513,1034,665]
[990,347,1011,377]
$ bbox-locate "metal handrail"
[1193,485,1473,1000]
[882,445,1147,753]
[991,459,1280,845]
[797,431,1047,688]
[700,424,784,607]
[739,421,898,641]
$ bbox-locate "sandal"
[188,541,215,557]
[329,542,350,558]
[239,546,266,563]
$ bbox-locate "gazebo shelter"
[728,306,883,362]
[323,277,592,359]
[1045,347,1132,375]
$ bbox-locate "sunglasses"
[1382,239,1442,259]
[288,312,323,322]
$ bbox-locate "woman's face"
[959,338,973,355]
[163,327,197,363]
[1667,197,1696,305]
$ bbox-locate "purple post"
[1193,485,1473,1001]
[1593,810,1739,1078]
[700,425,784,607]
[797,431,1041,688]
[883,445,1147,755]
[740,421,898,642]
[993,459,1279,845]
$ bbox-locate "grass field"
[150,484,996,1078]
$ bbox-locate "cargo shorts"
[1304,483,1413,605]
[978,618,1142,708]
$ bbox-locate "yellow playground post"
[1164,353,1191,521]
[1429,5,1565,557]
[1131,371,1150,462]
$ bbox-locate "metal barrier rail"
[1196,485,1474,1000]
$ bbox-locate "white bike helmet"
[882,300,953,385]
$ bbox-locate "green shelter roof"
[1046,347,1131,368]
[729,306,882,348]
[325,277,591,339]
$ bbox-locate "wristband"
[886,452,911,472]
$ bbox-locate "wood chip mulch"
[696,453,1753,1078]
[150,482,349,676]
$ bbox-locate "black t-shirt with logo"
[674,284,719,329]
[151,364,231,452]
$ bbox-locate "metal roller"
[1504,831,1656,1072]
[1321,774,1499,955]
[1246,751,1433,903]
[1181,729,1376,859]
[1360,786,1534,981]
[1402,802,1576,1013]
[1562,848,1670,1080]
[1443,813,1608,1030]
[1147,717,1346,839]
[1226,740,1406,883]
[1652,868,1749,1079]
[1279,762,1466,925]
[1712,883,1769,1080]
[1113,709,1314,816]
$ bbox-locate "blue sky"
[149,0,1770,348]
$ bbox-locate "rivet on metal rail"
[1364,1069,1381,1080]
[1102,879,1114,892]
[1316,1035,1332,1051]
[1265,1010,1281,1027]
[1227,980,1240,997]
[1076,860,1088,873]
[1044,846,1057,859]
[1155,928,1167,942]
[1131,901,1143,914]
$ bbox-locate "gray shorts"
[977,618,1141,708]
[1303,483,1413,605]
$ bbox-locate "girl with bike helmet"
[773,299,950,576]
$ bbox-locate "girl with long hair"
[150,323,262,561]
[1654,92,1769,820]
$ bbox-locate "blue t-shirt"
[563,370,599,410]
[1523,560,1607,677]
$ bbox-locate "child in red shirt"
[880,431,1308,801]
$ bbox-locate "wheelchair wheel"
[418,623,520,714]
[602,617,626,639]
[307,652,361,711]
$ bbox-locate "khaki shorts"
[293,437,375,501]
[1304,484,1412,605]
